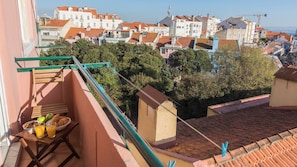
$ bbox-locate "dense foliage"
[43,39,279,120]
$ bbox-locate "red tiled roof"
[146,23,167,27]
[156,36,173,48]
[64,27,105,39]
[195,38,238,51]
[266,31,292,41]
[255,27,264,31]
[98,13,122,20]
[166,103,297,165]
[56,6,121,20]
[218,39,239,51]
[177,37,195,48]
[128,32,158,43]
[175,15,200,22]
[40,19,69,27]
[274,65,297,82]
[57,6,98,16]
[121,22,147,30]
[136,85,168,109]
[195,38,213,50]
[208,134,297,166]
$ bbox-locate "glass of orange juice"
[46,124,56,138]
[34,124,45,138]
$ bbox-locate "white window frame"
[0,60,10,165]
[18,0,35,57]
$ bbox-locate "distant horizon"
[36,0,297,28]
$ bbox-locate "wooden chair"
[31,68,69,119]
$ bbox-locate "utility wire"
[116,72,222,150]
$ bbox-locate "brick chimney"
[136,85,177,149]
[139,34,142,43]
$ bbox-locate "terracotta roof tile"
[177,37,195,48]
[64,27,105,39]
[41,19,69,27]
[195,38,239,51]
[156,36,173,47]
[175,15,200,22]
[98,13,122,20]
[128,32,158,43]
[166,103,297,166]
[122,22,147,30]
[195,38,213,50]
[57,6,97,16]
[218,39,239,51]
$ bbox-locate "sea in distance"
[265,26,297,35]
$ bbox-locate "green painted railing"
[15,56,110,72]
[15,56,165,166]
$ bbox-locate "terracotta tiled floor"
[18,128,84,167]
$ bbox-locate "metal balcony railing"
[15,56,165,167]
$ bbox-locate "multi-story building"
[39,18,76,47]
[216,17,256,46]
[146,23,170,36]
[196,14,221,38]
[159,15,202,38]
[54,6,123,30]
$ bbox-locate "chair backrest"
[32,68,65,105]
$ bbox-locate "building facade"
[216,17,256,46]
[39,18,76,47]
[0,0,39,165]
[196,14,221,38]
[54,6,123,30]
[159,15,202,38]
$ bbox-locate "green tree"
[169,49,212,75]
[229,46,278,96]
[44,38,73,65]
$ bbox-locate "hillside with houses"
[39,6,297,67]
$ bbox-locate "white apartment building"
[196,14,221,38]
[146,23,170,36]
[39,17,76,47]
[54,6,123,30]
[216,17,256,46]
[159,15,202,38]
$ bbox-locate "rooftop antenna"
[167,5,171,17]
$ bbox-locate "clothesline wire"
[116,72,222,150]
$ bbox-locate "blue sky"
[37,0,297,29]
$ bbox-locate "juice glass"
[46,124,56,138]
[34,124,45,138]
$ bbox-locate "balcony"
[5,56,165,167]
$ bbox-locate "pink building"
[0,1,157,166]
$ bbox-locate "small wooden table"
[16,121,80,167]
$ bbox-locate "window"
[18,0,35,57]
[94,23,96,27]
[87,16,90,20]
